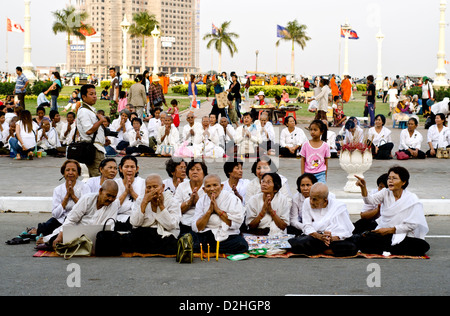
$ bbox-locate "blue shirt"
[15,74,29,94]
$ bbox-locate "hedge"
[100,80,135,90]
[0,80,54,96]
[406,86,450,102]
[171,84,300,97]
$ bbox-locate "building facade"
[67,0,200,78]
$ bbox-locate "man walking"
[14,67,29,108]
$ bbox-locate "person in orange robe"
[330,75,340,99]
[280,75,287,86]
[341,76,352,103]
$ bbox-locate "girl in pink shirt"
[300,120,330,183]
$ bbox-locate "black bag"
[95,218,122,257]
[66,104,98,165]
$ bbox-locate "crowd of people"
[8,155,430,258]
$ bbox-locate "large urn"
[339,149,373,193]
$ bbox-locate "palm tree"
[276,20,311,74]
[51,6,92,45]
[203,21,239,73]
[128,11,159,73]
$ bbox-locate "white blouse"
[399,129,423,151]
[427,125,449,149]
[51,180,91,224]
[16,120,38,149]
[279,127,308,148]
[173,180,206,227]
[368,126,392,147]
[115,176,146,222]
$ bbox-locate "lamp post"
[255,50,259,72]
[22,0,36,81]
[341,19,351,77]
[120,15,131,80]
[151,25,161,74]
[434,0,449,88]
[375,28,385,90]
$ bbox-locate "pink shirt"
[300,140,330,174]
[118,98,127,112]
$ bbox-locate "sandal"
[5,237,31,245]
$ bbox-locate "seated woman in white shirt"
[9,110,38,160]
[245,156,292,207]
[256,112,276,155]
[156,115,180,157]
[110,109,133,152]
[147,107,163,149]
[163,157,187,194]
[245,173,292,236]
[125,117,154,156]
[354,166,430,256]
[86,158,118,193]
[59,112,76,146]
[115,155,146,231]
[368,114,394,160]
[126,174,181,255]
[36,120,61,157]
[219,116,236,156]
[279,116,308,158]
[222,159,250,204]
[398,117,426,159]
[173,159,207,237]
[341,118,364,146]
[30,160,90,239]
[181,111,202,146]
[234,112,262,157]
[426,113,449,157]
[246,173,291,236]
[192,174,249,254]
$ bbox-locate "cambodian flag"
[212,23,219,35]
[341,27,359,40]
[277,25,290,38]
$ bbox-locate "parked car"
[64,72,89,85]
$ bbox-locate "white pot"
[339,149,373,193]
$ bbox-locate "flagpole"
[5,30,8,73]
[338,26,341,76]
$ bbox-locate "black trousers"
[354,233,430,256]
[288,235,358,257]
[123,227,178,255]
[37,217,62,237]
[193,230,249,255]
[372,142,394,160]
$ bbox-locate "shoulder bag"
[55,234,93,260]
[95,218,123,257]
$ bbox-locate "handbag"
[66,104,98,165]
[176,233,194,263]
[55,234,93,260]
[436,148,449,159]
[95,218,122,257]
[216,92,228,109]
[395,151,409,160]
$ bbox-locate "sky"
[0,0,449,79]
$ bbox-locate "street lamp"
[120,15,131,80]
[22,0,36,81]
[375,28,385,90]
[151,25,161,74]
[341,19,351,77]
[434,0,449,88]
[255,50,259,72]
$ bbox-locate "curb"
[1,196,449,216]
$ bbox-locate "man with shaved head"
[191,174,248,254]
[288,182,357,257]
[48,179,120,248]
[126,174,181,254]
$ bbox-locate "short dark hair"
[118,155,139,179]
[16,66,23,72]
[186,159,208,179]
[223,159,243,178]
[377,173,389,188]
[367,75,374,82]
[296,173,318,193]
[261,173,282,193]
[388,166,410,189]
[99,158,117,171]
[60,159,81,176]
[49,110,59,120]
[131,117,142,126]
[251,155,278,176]
[375,114,386,125]
[80,84,96,98]
[165,157,186,178]
[67,112,76,119]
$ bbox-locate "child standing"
[300,120,331,183]
[168,99,180,128]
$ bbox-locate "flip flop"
[5,237,31,245]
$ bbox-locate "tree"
[276,20,311,74]
[128,11,159,73]
[51,6,92,45]
[203,21,239,73]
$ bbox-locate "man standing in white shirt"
[421,76,435,117]
[288,183,357,257]
[77,84,107,177]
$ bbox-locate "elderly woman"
[245,156,292,204]
[163,157,187,194]
[426,113,449,157]
[398,117,426,159]
[86,158,118,193]
[115,155,146,231]
[222,159,250,204]
[36,120,61,156]
[156,115,180,157]
[368,114,394,160]
[173,159,208,236]
[245,173,291,236]
[234,112,262,157]
[354,166,430,256]
[26,160,90,241]
[279,116,308,158]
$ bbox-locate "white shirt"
[430,98,449,116]
[76,103,106,153]
[157,124,180,148]
[422,82,434,99]
[126,127,149,148]
[37,127,61,150]
[368,126,392,147]
[147,117,162,139]
[427,125,449,148]
[181,121,202,145]
[59,121,77,146]
[192,190,244,241]
[129,191,181,238]
[221,178,250,204]
[290,192,336,231]
[51,180,90,223]
[387,88,398,103]
[110,117,133,145]
[16,120,39,150]
[173,180,206,227]
[399,129,423,151]
[256,121,275,142]
[234,124,262,155]
[279,127,308,148]
[245,175,292,206]
[162,177,186,195]
[115,176,146,222]
[246,192,291,236]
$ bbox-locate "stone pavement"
[1,99,449,214]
